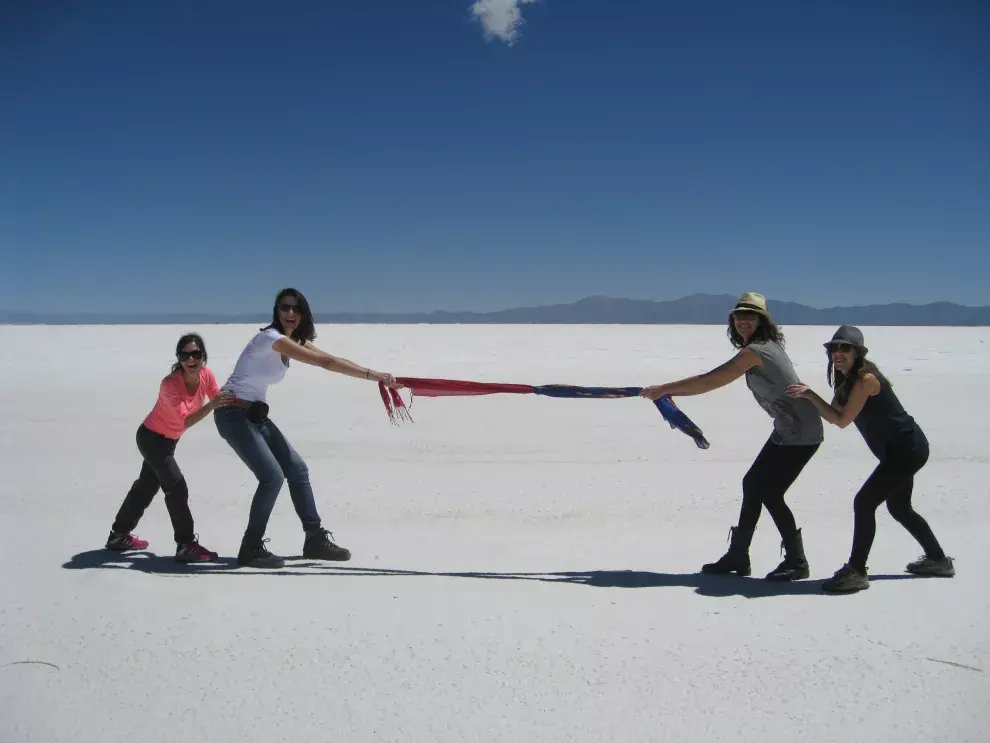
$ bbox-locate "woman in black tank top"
[787,325,954,593]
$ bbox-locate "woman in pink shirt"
[105,333,235,562]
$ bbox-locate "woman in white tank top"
[214,287,402,569]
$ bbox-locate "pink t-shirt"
[143,367,221,440]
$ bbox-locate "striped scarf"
[378,377,709,449]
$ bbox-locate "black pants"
[737,437,820,539]
[111,424,195,545]
[848,431,944,573]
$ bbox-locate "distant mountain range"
[3,294,989,326]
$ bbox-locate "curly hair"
[726,314,786,349]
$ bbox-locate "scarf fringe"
[379,382,414,425]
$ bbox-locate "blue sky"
[2,0,988,314]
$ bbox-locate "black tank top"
[852,374,920,459]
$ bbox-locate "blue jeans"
[214,406,321,542]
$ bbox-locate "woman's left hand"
[640,384,670,401]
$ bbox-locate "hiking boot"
[906,555,955,577]
[303,528,351,561]
[176,538,220,563]
[701,526,754,576]
[766,528,810,581]
[106,531,149,551]
[237,538,285,569]
[822,564,870,594]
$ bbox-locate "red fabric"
[394,377,534,397]
[378,377,535,425]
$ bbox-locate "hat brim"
[729,306,772,321]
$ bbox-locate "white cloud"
[470,0,539,45]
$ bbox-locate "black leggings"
[737,437,820,538]
[848,433,944,573]
[111,424,195,545]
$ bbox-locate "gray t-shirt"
[744,341,824,446]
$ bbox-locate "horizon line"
[2,293,990,318]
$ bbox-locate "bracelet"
[365,368,370,379]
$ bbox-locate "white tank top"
[221,328,289,403]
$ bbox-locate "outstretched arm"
[640,348,761,400]
[786,374,878,428]
[273,337,399,386]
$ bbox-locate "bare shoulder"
[738,346,762,367]
[270,332,293,350]
[859,371,881,395]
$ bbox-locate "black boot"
[701,526,754,576]
[303,528,351,561]
[237,537,285,569]
[765,528,809,581]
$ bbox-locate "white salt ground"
[1,324,987,742]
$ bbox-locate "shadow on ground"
[62,549,926,598]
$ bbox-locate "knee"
[258,465,285,488]
[885,499,911,521]
[853,491,881,515]
[162,477,189,501]
[286,456,310,482]
[741,470,766,498]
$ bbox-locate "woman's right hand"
[786,383,810,399]
[640,384,670,401]
[211,390,237,408]
[374,372,402,388]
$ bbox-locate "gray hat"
[825,325,868,354]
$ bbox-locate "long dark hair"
[828,351,889,405]
[171,332,207,374]
[727,314,786,350]
[263,287,316,344]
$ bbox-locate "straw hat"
[728,292,772,321]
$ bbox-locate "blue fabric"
[532,385,710,449]
[654,395,710,450]
[533,385,641,399]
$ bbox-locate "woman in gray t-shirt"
[641,292,823,581]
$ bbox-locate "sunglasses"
[827,343,855,353]
[278,303,301,314]
[178,349,204,361]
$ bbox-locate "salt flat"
[1,323,988,742]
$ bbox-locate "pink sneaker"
[106,531,149,551]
